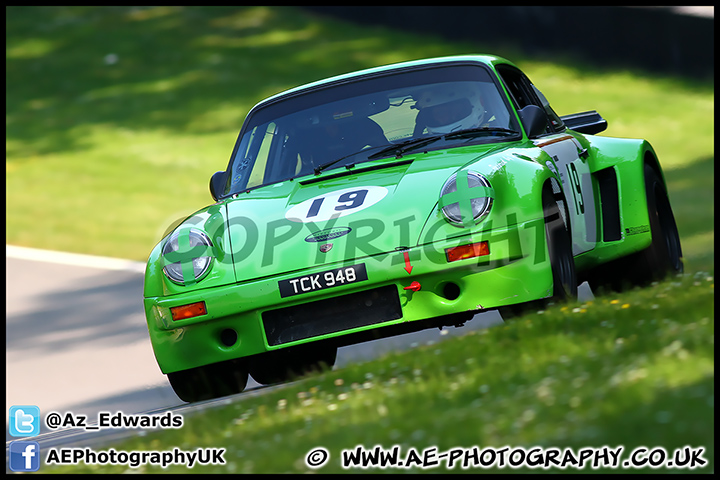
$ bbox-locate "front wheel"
[168,359,248,403]
[544,189,578,301]
[248,345,337,386]
[500,188,577,319]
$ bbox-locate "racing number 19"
[307,189,369,218]
[566,163,584,214]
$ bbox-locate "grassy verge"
[43,272,713,473]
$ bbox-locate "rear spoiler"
[561,110,608,135]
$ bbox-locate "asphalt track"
[6,245,591,450]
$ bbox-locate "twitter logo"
[9,405,40,437]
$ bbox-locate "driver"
[413,84,489,135]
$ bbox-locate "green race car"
[143,54,683,402]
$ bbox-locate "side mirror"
[518,105,548,138]
[209,171,226,201]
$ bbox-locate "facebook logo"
[9,441,41,472]
[9,405,40,437]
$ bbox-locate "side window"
[231,122,281,191]
[531,84,565,131]
[497,66,562,135]
[497,66,535,110]
[246,122,276,188]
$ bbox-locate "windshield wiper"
[313,142,413,175]
[314,136,443,175]
[316,127,510,176]
[367,135,443,161]
[443,127,520,140]
[313,147,378,176]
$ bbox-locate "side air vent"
[594,167,622,242]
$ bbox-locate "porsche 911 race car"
[143,54,682,402]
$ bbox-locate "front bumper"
[144,217,552,374]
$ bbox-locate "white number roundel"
[285,186,388,223]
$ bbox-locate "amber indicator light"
[171,301,207,321]
[445,241,490,262]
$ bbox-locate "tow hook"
[403,281,422,292]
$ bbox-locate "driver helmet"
[415,84,486,134]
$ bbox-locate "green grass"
[42,273,714,473]
[8,7,713,474]
[6,6,714,265]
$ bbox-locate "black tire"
[544,189,578,301]
[500,188,577,319]
[248,345,337,386]
[588,163,683,293]
[168,359,248,403]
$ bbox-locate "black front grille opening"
[262,285,403,346]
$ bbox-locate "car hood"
[222,144,508,283]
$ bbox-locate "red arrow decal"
[403,251,413,274]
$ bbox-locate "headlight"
[439,171,494,227]
[162,228,214,285]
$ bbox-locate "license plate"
[278,264,368,298]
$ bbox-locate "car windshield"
[224,64,519,195]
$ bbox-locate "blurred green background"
[6,6,713,271]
